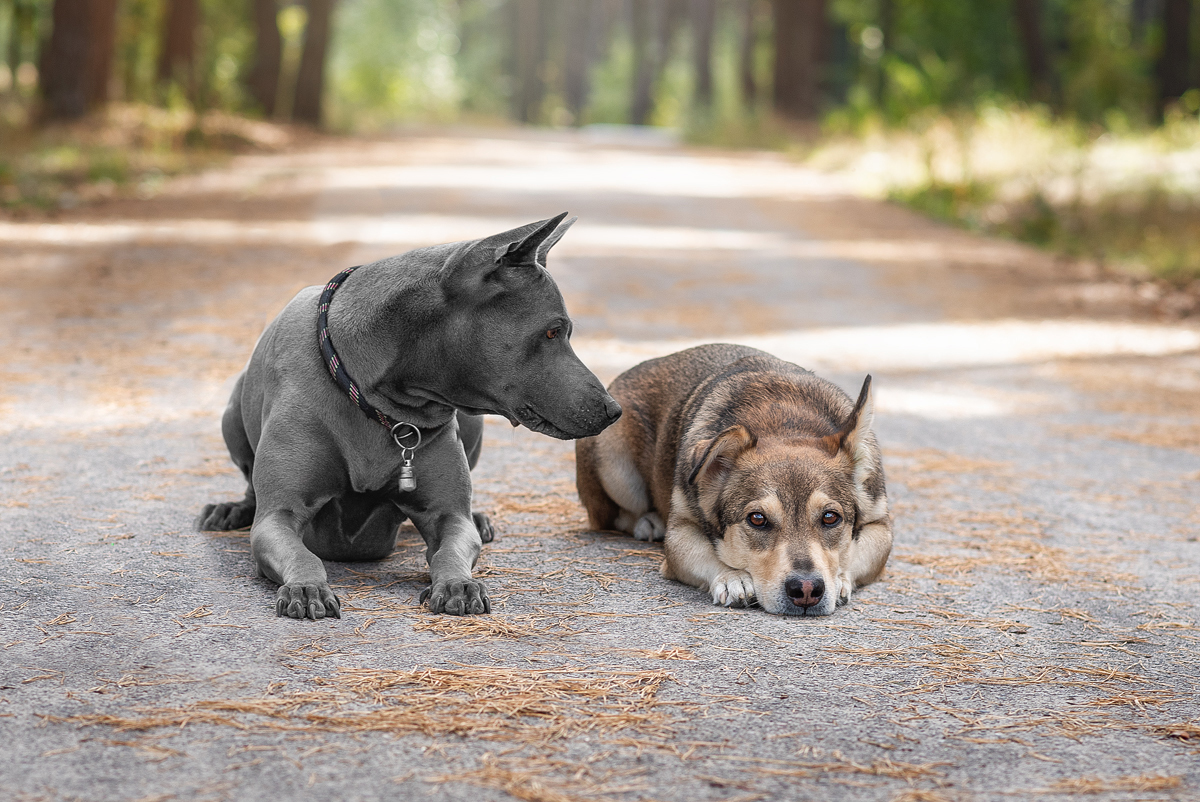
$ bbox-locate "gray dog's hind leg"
[456,411,495,544]
[197,377,258,531]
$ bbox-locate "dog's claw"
[632,512,665,542]
[836,574,853,607]
[275,583,341,620]
[423,580,490,615]
[473,512,496,544]
[196,500,255,532]
[711,571,755,608]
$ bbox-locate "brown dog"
[575,344,892,615]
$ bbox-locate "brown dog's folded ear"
[688,425,756,487]
[495,212,570,265]
[689,425,756,524]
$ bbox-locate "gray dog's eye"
[821,510,842,527]
[546,328,559,339]
[747,511,767,528]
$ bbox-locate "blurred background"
[3,0,1200,293]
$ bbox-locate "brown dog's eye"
[546,328,559,339]
[821,510,842,527]
[747,511,767,528]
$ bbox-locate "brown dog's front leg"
[251,510,342,620]
[413,512,490,616]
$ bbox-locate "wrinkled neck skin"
[323,248,467,431]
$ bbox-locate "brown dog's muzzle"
[785,574,826,611]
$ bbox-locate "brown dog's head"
[687,376,885,616]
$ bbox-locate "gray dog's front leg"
[252,510,342,620]
[413,512,490,615]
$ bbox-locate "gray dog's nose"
[785,576,824,609]
[603,397,622,424]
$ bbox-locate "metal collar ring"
[391,421,422,451]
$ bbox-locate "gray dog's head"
[418,213,621,440]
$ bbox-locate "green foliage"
[326,0,469,129]
[196,0,253,112]
[830,0,1162,129]
[893,176,1200,286]
[115,0,163,104]
[583,32,635,125]
[889,179,994,230]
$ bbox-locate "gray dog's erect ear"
[495,212,570,265]
[536,216,576,264]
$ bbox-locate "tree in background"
[15,0,1200,134]
[511,0,546,123]
[39,0,118,119]
[1157,0,1194,118]
[158,0,198,98]
[739,0,763,106]
[293,0,336,123]
[692,0,717,108]
[772,0,827,120]
[562,0,612,123]
[247,0,283,116]
[1012,0,1058,106]
[629,0,663,124]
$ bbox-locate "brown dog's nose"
[785,576,824,609]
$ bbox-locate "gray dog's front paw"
[420,580,491,615]
[473,512,496,544]
[276,583,341,620]
[197,500,255,531]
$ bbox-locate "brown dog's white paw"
[836,573,853,606]
[633,512,665,542]
[710,570,755,607]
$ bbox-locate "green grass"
[892,180,1200,287]
[0,101,285,213]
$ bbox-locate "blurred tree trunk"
[39,0,118,118]
[628,0,667,123]
[1012,0,1056,105]
[247,0,282,117]
[1157,0,1193,118]
[88,0,117,103]
[562,0,612,123]
[512,0,546,123]
[293,0,335,125]
[157,0,199,96]
[771,0,827,120]
[691,0,716,107]
[1130,0,1156,42]
[739,0,759,106]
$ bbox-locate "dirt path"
[2,129,1199,802]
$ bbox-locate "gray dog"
[198,213,621,619]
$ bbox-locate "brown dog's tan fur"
[576,344,892,615]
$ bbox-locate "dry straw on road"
[47,664,684,747]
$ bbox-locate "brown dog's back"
[577,344,782,530]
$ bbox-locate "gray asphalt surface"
[2,129,1200,802]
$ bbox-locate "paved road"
[2,129,1199,801]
